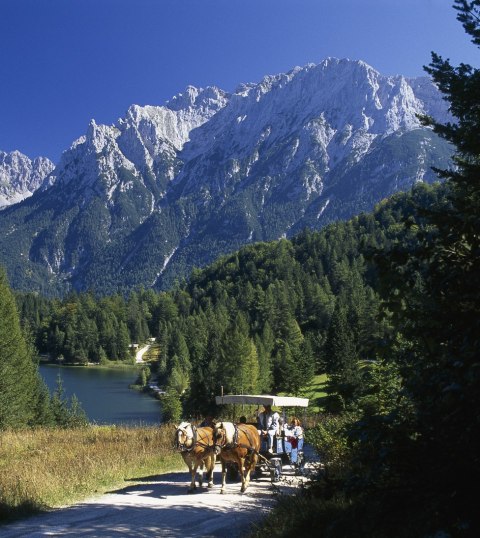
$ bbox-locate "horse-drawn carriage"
[174,393,309,494]
[215,394,309,482]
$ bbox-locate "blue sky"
[0,0,477,163]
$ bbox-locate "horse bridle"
[175,424,214,453]
[213,426,227,455]
[175,424,195,452]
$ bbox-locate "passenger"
[289,417,304,444]
[285,417,304,465]
[238,415,247,424]
[257,404,280,454]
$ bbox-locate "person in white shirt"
[257,404,280,453]
[284,417,304,464]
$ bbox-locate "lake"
[39,364,162,426]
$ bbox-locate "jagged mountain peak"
[220,58,428,133]
[177,57,442,200]
[119,85,228,154]
[85,119,119,152]
[236,58,379,99]
[0,149,55,209]
[53,58,445,196]
[51,85,230,195]
[225,58,439,131]
[166,85,229,112]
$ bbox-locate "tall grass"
[0,424,182,522]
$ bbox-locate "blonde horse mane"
[176,421,194,447]
[178,421,192,432]
[219,421,236,444]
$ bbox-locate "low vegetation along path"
[1,465,302,537]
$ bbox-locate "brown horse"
[174,422,216,493]
[213,421,260,494]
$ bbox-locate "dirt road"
[135,344,151,364]
[1,464,307,538]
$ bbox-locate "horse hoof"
[220,489,225,495]
[208,483,213,488]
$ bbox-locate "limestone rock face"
[0,151,54,209]
[0,59,452,295]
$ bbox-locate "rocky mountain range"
[0,58,453,295]
[0,151,54,209]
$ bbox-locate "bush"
[161,390,182,422]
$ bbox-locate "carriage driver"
[257,404,280,453]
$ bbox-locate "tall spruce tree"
[324,302,361,407]
[0,268,40,428]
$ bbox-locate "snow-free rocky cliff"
[0,151,54,209]
[0,59,452,295]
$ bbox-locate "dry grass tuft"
[0,424,181,521]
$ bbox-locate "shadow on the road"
[1,502,265,538]
[110,472,201,497]
[124,471,185,483]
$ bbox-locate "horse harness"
[215,423,258,455]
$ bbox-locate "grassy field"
[296,373,328,413]
[0,424,182,523]
[279,373,328,414]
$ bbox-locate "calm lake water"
[39,364,162,426]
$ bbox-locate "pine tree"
[254,334,273,393]
[127,292,150,343]
[139,366,150,387]
[273,316,310,392]
[0,268,40,428]
[68,394,89,428]
[167,357,189,394]
[220,313,258,394]
[50,374,70,427]
[169,328,191,375]
[117,321,131,361]
[161,389,182,422]
[324,301,362,406]
[32,376,55,426]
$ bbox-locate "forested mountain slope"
[16,181,447,415]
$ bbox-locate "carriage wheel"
[295,451,305,475]
[269,457,282,483]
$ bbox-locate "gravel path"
[135,344,151,364]
[1,464,308,538]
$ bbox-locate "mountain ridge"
[0,58,453,295]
